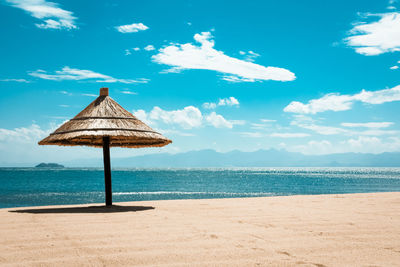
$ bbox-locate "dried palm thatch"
[39,88,171,148]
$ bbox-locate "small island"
[35,163,64,168]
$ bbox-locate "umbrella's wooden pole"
[102,136,112,206]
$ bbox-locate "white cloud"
[239,131,309,138]
[390,65,399,69]
[284,85,400,114]
[290,136,400,155]
[341,122,394,128]
[125,47,141,54]
[0,124,47,143]
[291,117,397,137]
[203,96,239,109]
[0,78,31,83]
[291,140,334,155]
[355,85,400,104]
[132,109,153,125]
[357,129,399,136]
[59,90,72,96]
[294,123,348,135]
[260,119,276,123]
[239,132,264,138]
[250,119,277,130]
[291,114,315,123]
[135,106,203,129]
[270,133,310,138]
[152,31,295,82]
[134,106,235,129]
[250,123,268,130]
[284,93,354,114]
[230,120,246,126]
[6,0,77,30]
[346,12,400,55]
[120,90,137,95]
[115,22,148,33]
[28,66,149,84]
[345,136,400,153]
[202,102,217,109]
[219,97,239,106]
[81,93,97,97]
[205,112,233,128]
[290,116,347,135]
[144,45,155,51]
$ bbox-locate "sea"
[1,167,400,208]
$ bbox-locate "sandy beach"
[0,192,399,266]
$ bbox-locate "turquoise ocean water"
[1,167,400,208]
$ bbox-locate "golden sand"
[0,192,399,266]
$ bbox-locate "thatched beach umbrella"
[39,87,172,206]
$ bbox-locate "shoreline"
[2,191,400,210]
[1,192,399,266]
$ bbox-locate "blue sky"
[1,0,400,164]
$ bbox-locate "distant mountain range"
[59,149,400,167]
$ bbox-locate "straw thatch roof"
[39,88,172,148]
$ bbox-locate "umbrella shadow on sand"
[9,205,155,214]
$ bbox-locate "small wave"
[10,191,276,198]
[113,191,275,196]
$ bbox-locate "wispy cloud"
[289,137,400,155]
[144,45,155,51]
[60,90,72,96]
[284,85,400,114]
[28,66,149,84]
[291,116,397,136]
[115,22,148,33]
[291,122,348,135]
[270,132,310,138]
[240,132,309,138]
[345,12,400,55]
[81,93,97,97]
[152,31,295,82]
[341,122,394,128]
[239,50,260,62]
[239,132,265,138]
[260,119,277,123]
[0,78,31,83]
[6,0,77,30]
[203,97,239,109]
[250,119,277,130]
[134,106,237,129]
[120,90,137,95]
[388,0,397,10]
